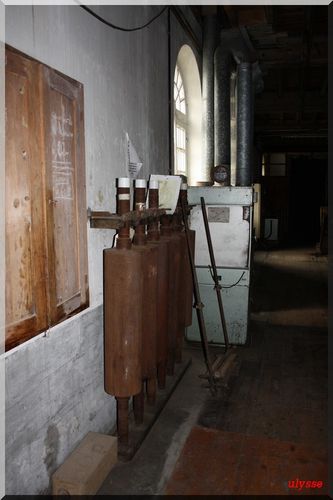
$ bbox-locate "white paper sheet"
[126,132,142,179]
[149,174,182,215]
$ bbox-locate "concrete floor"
[99,246,328,495]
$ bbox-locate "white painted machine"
[186,186,254,345]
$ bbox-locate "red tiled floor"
[165,426,327,496]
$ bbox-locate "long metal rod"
[200,197,230,351]
[180,198,217,394]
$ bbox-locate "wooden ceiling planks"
[191,5,327,151]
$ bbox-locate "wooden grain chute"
[131,179,159,422]
[104,178,143,446]
[159,212,181,377]
[103,176,195,456]
[147,180,169,390]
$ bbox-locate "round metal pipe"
[236,62,253,186]
[116,397,129,445]
[202,15,218,182]
[146,378,157,405]
[135,178,147,188]
[214,45,231,183]
[230,72,237,186]
[116,178,131,249]
[133,383,144,425]
[149,178,159,190]
[118,177,131,188]
[133,183,147,246]
[147,187,159,241]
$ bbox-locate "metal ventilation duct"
[202,15,218,182]
[216,27,261,187]
[236,62,253,186]
[214,44,231,184]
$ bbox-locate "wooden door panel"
[50,91,80,310]
[6,71,34,324]
[42,67,88,323]
[5,49,48,349]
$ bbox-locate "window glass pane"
[174,65,187,175]
[176,126,185,149]
[175,66,180,86]
[174,82,178,101]
[174,65,186,115]
[176,150,186,173]
[175,125,186,174]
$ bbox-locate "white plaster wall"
[5,305,114,494]
[3,5,200,495]
[6,4,169,306]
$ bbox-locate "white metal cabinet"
[186,186,253,345]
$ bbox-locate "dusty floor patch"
[165,426,327,495]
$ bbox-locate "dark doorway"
[287,157,327,245]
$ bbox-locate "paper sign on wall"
[126,132,142,179]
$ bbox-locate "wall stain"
[97,190,104,203]
[43,424,60,476]
[89,411,97,421]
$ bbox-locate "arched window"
[174,65,187,175]
[173,45,202,185]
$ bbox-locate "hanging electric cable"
[78,3,168,32]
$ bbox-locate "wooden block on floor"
[52,432,117,495]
